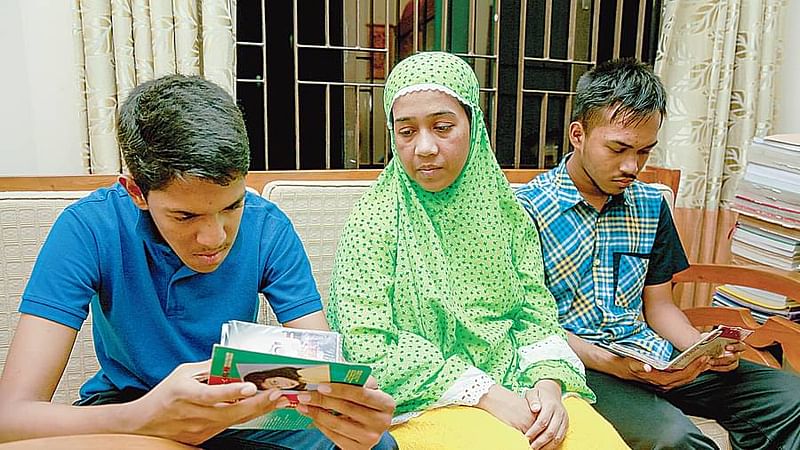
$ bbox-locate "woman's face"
[392,90,471,192]
[260,376,300,390]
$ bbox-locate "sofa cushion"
[0,191,99,405]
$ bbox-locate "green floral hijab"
[328,52,592,414]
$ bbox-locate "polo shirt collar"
[133,205,173,253]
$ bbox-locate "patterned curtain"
[651,0,786,307]
[72,0,236,174]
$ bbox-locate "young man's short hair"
[118,75,250,196]
[572,58,667,131]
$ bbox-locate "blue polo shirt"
[19,183,322,399]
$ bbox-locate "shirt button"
[594,259,601,267]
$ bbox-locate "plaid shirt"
[515,158,673,360]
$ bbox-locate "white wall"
[774,0,800,134]
[0,0,84,176]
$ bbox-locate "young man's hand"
[622,355,710,390]
[708,341,745,372]
[476,384,535,433]
[523,379,568,450]
[130,360,287,445]
[292,376,395,450]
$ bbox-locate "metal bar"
[237,41,265,47]
[613,0,623,59]
[293,0,301,169]
[413,0,419,52]
[563,93,573,162]
[490,0,501,148]
[543,0,552,58]
[385,0,390,75]
[468,0,476,54]
[538,93,548,167]
[325,84,331,169]
[451,52,498,60]
[440,0,449,50]
[296,43,388,52]
[636,0,645,59]
[522,56,594,64]
[298,80,387,87]
[238,78,271,83]
[261,0,269,169]
[356,0,361,48]
[514,0,528,168]
[325,0,330,46]
[522,88,577,95]
[568,0,577,61]
[591,0,600,62]
[355,86,362,168]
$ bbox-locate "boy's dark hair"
[243,367,307,391]
[572,58,666,131]
[117,75,250,197]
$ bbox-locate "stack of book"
[714,134,800,323]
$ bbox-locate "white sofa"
[0,179,730,448]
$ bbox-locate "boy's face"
[568,107,661,197]
[124,175,246,273]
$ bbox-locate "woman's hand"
[523,380,568,450]
[476,384,534,433]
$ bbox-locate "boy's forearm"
[0,400,140,443]
[565,332,630,380]
[642,283,702,351]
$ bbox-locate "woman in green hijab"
[327,52,627,449]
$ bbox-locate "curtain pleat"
[73,0,236,174]
[652,0,786,307]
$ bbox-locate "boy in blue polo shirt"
[0,75,397,449]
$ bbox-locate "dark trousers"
[587,360,800,450]
[75,387,397,450]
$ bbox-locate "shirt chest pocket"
[613,253,649,310]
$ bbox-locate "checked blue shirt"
[515,158,675,361]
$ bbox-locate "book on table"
[207,320,372,430]
[599,325,753,371]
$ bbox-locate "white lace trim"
[390,366,495,426]
[518,335,586,375]
[392,83,470,109]
[433,366,495,408]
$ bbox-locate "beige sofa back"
[0,181,674,400]
[0,191,99,404]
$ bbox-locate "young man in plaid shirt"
[515,58,800,450]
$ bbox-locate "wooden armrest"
[673,264,800,302]
[683,306,800,372]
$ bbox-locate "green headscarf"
[328,52,593,414]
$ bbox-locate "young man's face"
[567,107,661,197]
[124,175,246,273]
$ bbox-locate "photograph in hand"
[600,325,753,371]
[238,363,330,392]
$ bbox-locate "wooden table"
[0,434,197,449]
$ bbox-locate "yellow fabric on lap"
[390,397,629,450]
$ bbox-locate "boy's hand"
[708,341,745,372]
[622,355,710,391]
[131,360,287,445]
[291,377,395,450]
